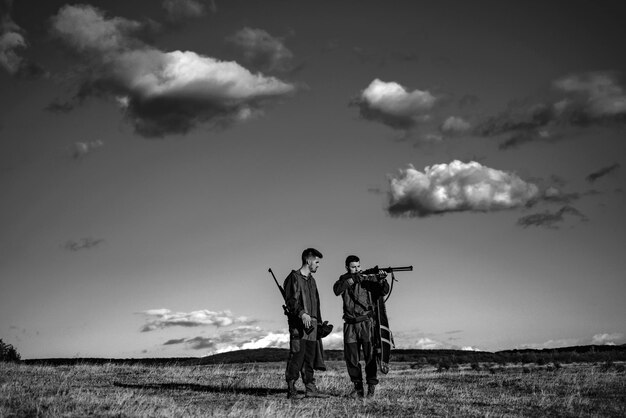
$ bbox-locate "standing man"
[284,248,329,399]
[334,255,389,398]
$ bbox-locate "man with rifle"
[281,248,330,399]
[334,255,390,398]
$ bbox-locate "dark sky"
[1,0,625,358]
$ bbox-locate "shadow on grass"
[113,381,288,397]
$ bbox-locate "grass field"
[1,360,625,417]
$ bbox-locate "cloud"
[461,346,481,351]
[240,331,290,350]
[0,0,45,78]
[554,72,626,118]
[163,338,186,345]
[162,0,214,21]
[412,337,446,350]
[166,326,285,353]
[186,336,216,350]
[139,308,256,332]
[387,160,539,217]
[72,140,104,160]
[352,78,437,131]
[226,27,295,73]
[586,163,620,183]
[49,5,296,137]
[62,237,104,251]
[516,205,588,229]
[476,72,626,149]
[440,116,471,134]
[160,325,343,355]
[519,338,581,350]
[591,332,624,345]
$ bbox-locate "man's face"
[347,261,360,274]
[308,257,321,273]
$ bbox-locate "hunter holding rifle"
[334,255,389,398]
[282,248,330,399]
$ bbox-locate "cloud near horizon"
[353,78,437,131]
[226,27,295,73]
[49,4,296,137]
[139,308,256,332]
[591,332,624,345]
[387,160,539,217]
[161,325,344,355]
[520,332,625,349]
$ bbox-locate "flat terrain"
[1,361,625,417]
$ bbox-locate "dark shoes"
[305,384,330,398]
[349,383,376,399]
[287,380,304,400]
[349,382,364,398]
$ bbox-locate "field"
[1,360,625,417]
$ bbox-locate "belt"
[344,311,373,324]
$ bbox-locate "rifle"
[359,265,413,374]
[268,268,316,334]
[268,268,289,316]
[361,265,413,275]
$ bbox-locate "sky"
[1,0,625,359]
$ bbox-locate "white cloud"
[591,332,624,345]
[49,4,295,137]
[321,331,344,350]
[461,346,481,351]
[139,308,256,332]
[362,78,436,117]
[413,337,445,349]
[354,79,437,130]
[387,160,539,217]
[519,338,581,350]
[240,331,290,350]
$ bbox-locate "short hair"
[345,255,360,266]
[301,248,323,264]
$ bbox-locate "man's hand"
[377,270,388,279]
[301,313,312,329]
[346,277,354,286]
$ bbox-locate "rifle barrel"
[385,266,413,272]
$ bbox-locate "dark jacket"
[333,272,390,322]
[283,269,327,371]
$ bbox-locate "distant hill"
[21,344,626,367]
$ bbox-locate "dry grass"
[1,361,625,417]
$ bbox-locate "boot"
[287,380,303,400]
[348,381,364,398]
[366,384,376,398]
[305,383,330,398]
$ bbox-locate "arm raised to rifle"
[361,265,413,275]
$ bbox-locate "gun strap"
[384,271,397,303]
